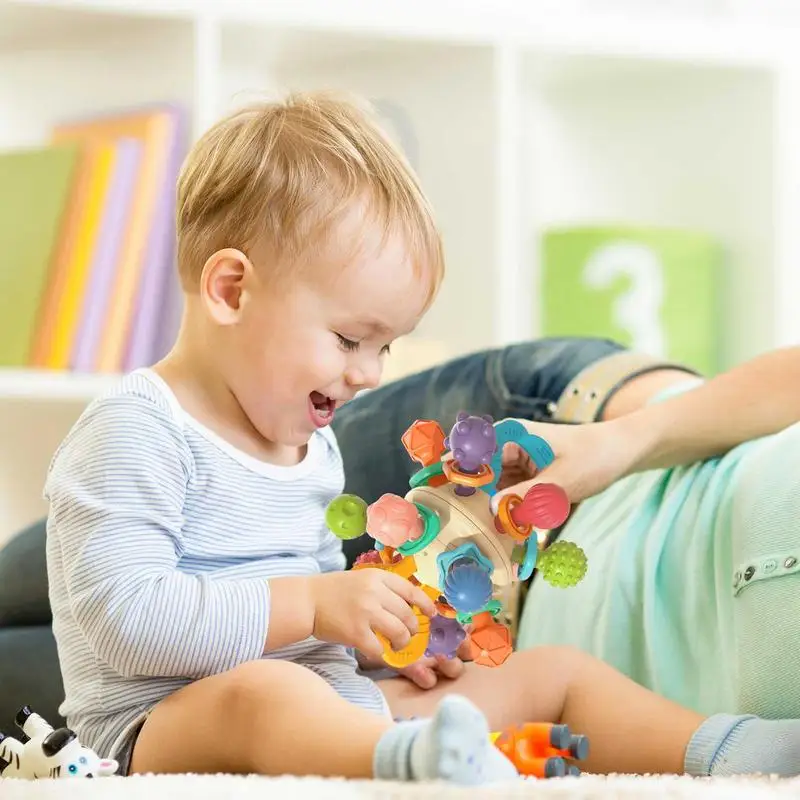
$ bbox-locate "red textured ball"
[514,483,570,529]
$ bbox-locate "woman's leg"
[129,659,516,784]
[380,647,704,776]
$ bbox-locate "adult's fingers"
[401,661,438,690]
[434,654,465,680]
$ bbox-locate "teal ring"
[518,539,538,581]
[397,503,440,555]
[408,462,445,489]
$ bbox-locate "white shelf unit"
[3,0,800,545]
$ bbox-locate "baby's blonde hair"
[176,91,444,302]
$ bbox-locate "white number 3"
[582,241,666,357]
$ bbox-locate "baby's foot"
[411,695,519,785]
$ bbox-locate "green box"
[540,226,724,376]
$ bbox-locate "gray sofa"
[0,520,65,733]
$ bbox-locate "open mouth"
[309,391,336,427]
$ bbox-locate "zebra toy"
[0,705,118,779]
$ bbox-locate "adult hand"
[395,636,472,688]
[397,654,465,689]
[492,416,650,512]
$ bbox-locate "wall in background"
[2,0,800,543]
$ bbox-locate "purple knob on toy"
[444,412,497,473]
[425,615,467,659]
[443,558,493,614]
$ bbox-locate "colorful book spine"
[28,146,95,368]
[71,138,143,372]
[45,142,116,370]
[123,107,185,371]
[94,112,174,373]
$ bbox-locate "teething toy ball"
[444,558,493,614]
[443,412,498,497]
[367,494,423,548]
[325,411,588,669]
[425,615,467,659]
[325,494,368,540]
[534,541,588,588]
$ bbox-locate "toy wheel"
[496,494,533,542]
[434,599,457,618]
[442,460,494,488]
[379,606,431,668]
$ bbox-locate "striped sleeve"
[316,528,347,573]
[315,429,347,574]
[45,395,271,680]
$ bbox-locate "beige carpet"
[1,774,799,798]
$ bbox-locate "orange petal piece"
[402,419,446,468]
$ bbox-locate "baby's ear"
[201,247,251,324]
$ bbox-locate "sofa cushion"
[0,624,64,732]
[0,519,52,627]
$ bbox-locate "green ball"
[325,494,368,540]
[537,541,588,588]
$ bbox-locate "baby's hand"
[310,570,436,661]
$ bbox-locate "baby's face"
[231,214,433,448]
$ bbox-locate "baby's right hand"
[310,569,436,660]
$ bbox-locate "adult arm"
[498,347,800,505]
[620,346,800,471]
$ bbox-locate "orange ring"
[496,494,533,543]
[379,606,431,668]
[435,599,457,618]
[442,460,495,488]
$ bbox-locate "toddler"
[46,91,731,783]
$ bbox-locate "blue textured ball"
[443,558,492,614]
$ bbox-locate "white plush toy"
[0,705,118,779]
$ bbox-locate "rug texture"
[1,774,799,798]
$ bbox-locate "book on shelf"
[0,103,187,374]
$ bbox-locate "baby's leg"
[381,645,704,775]
[130,659,516,784]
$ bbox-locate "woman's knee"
[506,644,589,685]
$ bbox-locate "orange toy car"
[491,721,589,778]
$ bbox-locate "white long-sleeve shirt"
[45,369,386,763]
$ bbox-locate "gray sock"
[685,714,800,776]
[374,695,519,785]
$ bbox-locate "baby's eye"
[68,764,78,773]
[335,333,360,352]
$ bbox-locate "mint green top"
[518,381,800,720]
